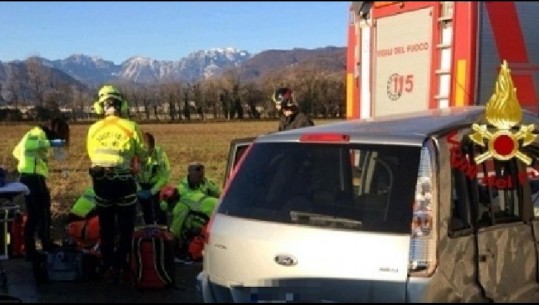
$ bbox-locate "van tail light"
[408,147,437,277]
[300,133,350,143]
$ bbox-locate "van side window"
[450,134,523,229]
[449,169,472,235]
[465,143,523,227]
[478,158,521,225]
[447,129,473,236]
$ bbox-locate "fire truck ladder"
[434,2,454,109]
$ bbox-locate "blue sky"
[0,1,350,64]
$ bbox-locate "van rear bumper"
[196,271,410,302]
[196,271,218,303]
[196,271,254,303]
[197,271,241,302]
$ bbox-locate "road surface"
[0,258,202,303]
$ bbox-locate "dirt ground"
[0,258,202,303]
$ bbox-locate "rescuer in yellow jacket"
[136,132,171,225]
[86,84,147,283]
[170,190,218,261]
[177,162,221,198]
[12,118,70,260]
[65,186,100,250]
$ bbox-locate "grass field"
[1,119,341,219]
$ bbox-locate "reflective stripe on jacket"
[87,115,147,169]
[12,126,51,177]
[95,192,138,207]
[137,146,170,195]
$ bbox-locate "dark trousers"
[139,183,167,226]
[19,174,52,258]
[90,167,137,272]
[96,204,136,272]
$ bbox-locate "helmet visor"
[103,98,122,111]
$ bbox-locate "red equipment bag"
[130,225,175,289]
[66,216,100,249]
[187,223,208,262]
[9,212,27,258]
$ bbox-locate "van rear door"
[207,141,423,302]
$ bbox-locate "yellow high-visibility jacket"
[177,177,221,198]
[170,191,218,240]
[12,126,51,177]
[87,115,147,170]
[70,187,96,218]
[137,145,171,195]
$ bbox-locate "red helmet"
[159,185,179,203]
[272,87,294,108]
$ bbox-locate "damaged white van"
[197,67,539,302]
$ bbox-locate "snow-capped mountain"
[0,46,345,106]
[50,54,118,85]
[36,48,252,85]
[117,56,177,84]
[178,47,251,81]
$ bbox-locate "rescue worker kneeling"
[65,187,100,251]
[161,186,217,263]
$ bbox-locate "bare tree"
[50,81,75,120]
[219,71,240,119]
[147,84,160,121]
[192,83,204,120]
[293,68,320,116]
[72,86,89,121]
[201,79,219,120]
[160,82,181,121]
[240,82,264,119]
[183,84,191,120]
[7,64,27,108]
[231,82,243,119]
[139,87,151,120]
[26,57,50,108]
[120,83,142,121]
[220,89,230,120]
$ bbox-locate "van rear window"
[218,142,422,234]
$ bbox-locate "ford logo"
[274,254,298,266]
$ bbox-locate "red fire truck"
[346,1,539,119]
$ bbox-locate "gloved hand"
[160,200,168,212]
[49,139,65,148]
[137,189,152,200]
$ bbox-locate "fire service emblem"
[469,60,537,165]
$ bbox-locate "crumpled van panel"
[477,223,538,302]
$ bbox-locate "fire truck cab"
[346,1,539,119]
